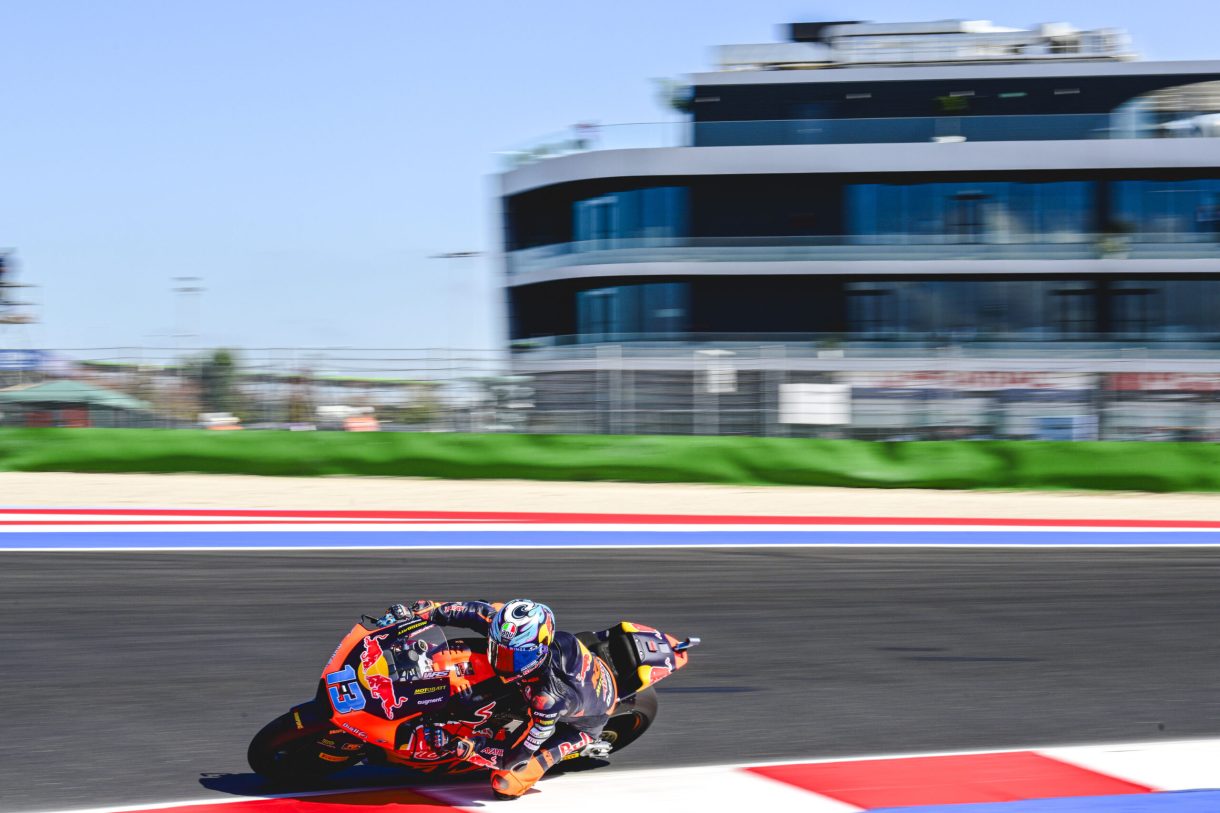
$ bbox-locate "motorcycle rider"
[382,598,617,800]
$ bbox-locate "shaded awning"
[0,379,152,411]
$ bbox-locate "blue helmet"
[488,599,555,680]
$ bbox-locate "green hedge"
[0,428,1217,491]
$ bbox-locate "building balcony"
[499,113,1220,169]
[507,334,1220,370]
[506,234,1220,278]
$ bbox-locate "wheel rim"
[601,712,644,751]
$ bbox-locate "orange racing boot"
[490,755,546,800]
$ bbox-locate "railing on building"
[499,113,1220,169]
[3,345,1220,442]
[506,233,1220,276]
[508,335,1220,359]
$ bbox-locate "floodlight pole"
[428,249,484,350]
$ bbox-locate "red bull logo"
[366,673,411,718]
[360,634,388,670]
[558,732,594,759]
[360,634,412,718]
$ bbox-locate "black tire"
[247,705,363,786]
[553,689,658,774]
[600,688,657,753]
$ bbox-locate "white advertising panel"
[779,383,851,425]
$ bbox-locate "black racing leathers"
[427,601,618,769]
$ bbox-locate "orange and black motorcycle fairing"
[247,614,699,787]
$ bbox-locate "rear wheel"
[555,689,658,773]
[247,705,364,787]
[599,688,657,753]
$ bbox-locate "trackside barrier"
[2,429,1220,492]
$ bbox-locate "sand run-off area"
[2,472,1219,520]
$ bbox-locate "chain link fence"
[2,346,1220,441]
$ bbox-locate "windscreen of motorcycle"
[340,622,454,720]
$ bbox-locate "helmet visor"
[488,638,544,678]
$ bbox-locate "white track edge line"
[19,737,1220,813]
[0,523,1216,533]
[5,543,1220,553]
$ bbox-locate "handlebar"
[674,637,701,652]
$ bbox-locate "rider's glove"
[375,603,413,627]
[450,735,495,768]
[451,674,474,700]
[409,599,440,620]
[420,725,453,753]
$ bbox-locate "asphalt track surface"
[3,547,1220,812]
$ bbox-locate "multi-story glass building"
[495,20,1220,438]
[500,19,1220,345]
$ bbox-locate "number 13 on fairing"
[326,665,366,713]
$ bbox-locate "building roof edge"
[690,59,1220,86]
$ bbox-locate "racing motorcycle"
[248,610,699,785]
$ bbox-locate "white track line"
[0,522,1217,533]
[19,738,1220,813]
[6,544,1220,553]
[6,543,1220,553]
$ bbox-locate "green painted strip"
[0,429,1216,492]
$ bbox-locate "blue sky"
[1,1,1215,351]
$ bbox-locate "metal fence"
[0,348,511,431]
[3,345,1220,441]
[512,355,1215,441]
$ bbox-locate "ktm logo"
[591,659,615,705]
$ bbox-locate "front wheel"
[247,705,364,786]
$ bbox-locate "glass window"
[1111,282,1161,336]
[576,286,622,339]
[640,187,688,238]
[1035,182,1093,241]
[1048,284,1095,334]
[576,283,690,340]
[847,181,1094,243]
[846,279,1097,337]
[640,282,690,334]
[847,284,903,335]
[1111,280,1220,338]
[574,196,619,244]
[573,187,688,244]
[1111,180,1220,239]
